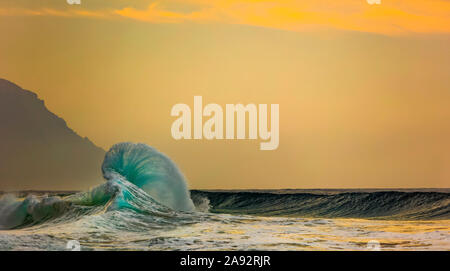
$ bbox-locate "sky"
[0,0,449,189]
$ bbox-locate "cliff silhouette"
[0,79,105,191]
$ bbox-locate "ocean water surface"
[0,143,448,250]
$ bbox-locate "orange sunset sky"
[0,0,449,189]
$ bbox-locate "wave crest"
[102,142,195,212]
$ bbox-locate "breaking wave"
[0,142,195,230]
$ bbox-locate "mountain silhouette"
[0,79,105,191]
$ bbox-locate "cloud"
[0,7,107,18]
[1,0,450,35]
[114,2,217,23]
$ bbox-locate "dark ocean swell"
[191,190,450,220]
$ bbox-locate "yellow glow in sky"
[0,0,449,189]
[1,0,450,34]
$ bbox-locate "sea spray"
[101,142,195,212]
[0,194,73,229]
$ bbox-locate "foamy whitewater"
[0,143,449,250]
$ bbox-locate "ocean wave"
[191,190,450,220]
[102,142,195,212]
[0,142,196,230]
[1,142,449,232]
